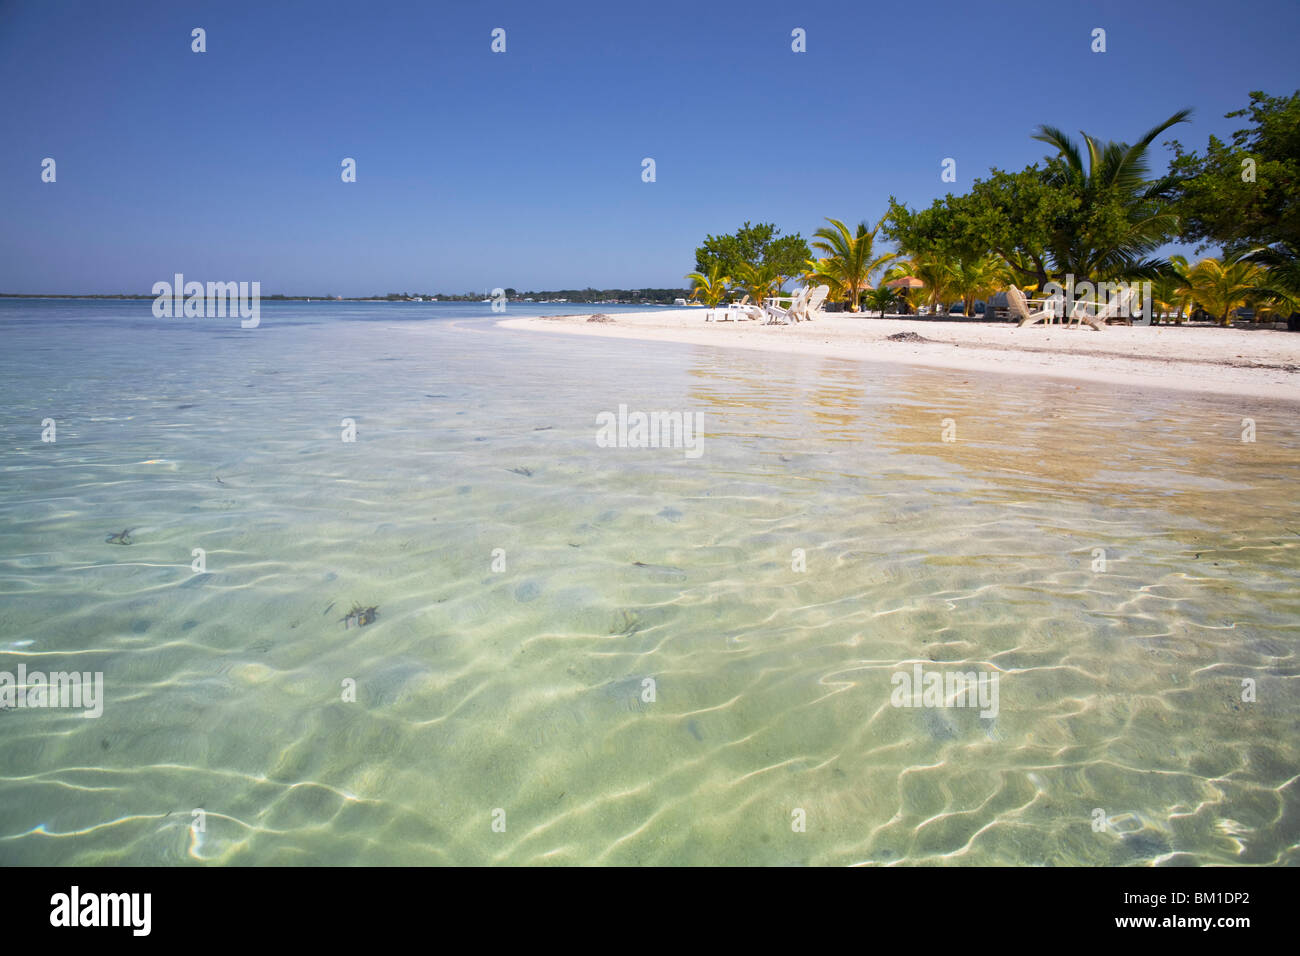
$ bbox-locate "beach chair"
[800,285,831,322]
[728,294,764,321]
[1069,287,1134,329]
[706,294,761,322]
[1007,285,1057,327]
[763,287,811,325]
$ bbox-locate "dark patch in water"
[920,708,958,741]
[131,620,149,634]
[1123,832,1172,859]
[177,403,195,410]
[514,581,541,603]
[686,720,703,741]
[609,610,643,636]
[632,561,687,581]
[602,676,650,712]
[181,620,199,631]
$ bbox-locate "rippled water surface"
[1,299,1297,865]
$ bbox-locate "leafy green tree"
[885,168,1070,290]
[885,110,1190,289]
[694,222,810,287]
[1169,91,1300,254]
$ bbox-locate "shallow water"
[0,299,1297,865]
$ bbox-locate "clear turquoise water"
[0,299,1297,865]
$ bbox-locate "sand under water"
[0,299,1296,865]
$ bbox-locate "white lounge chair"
[764,286,826,324]
[761,287,808,325]
[1069,287,1135,329]
[1008,285,1055,327]
[706,294,761,322]
[1008,285,1101,330]
[800,285,830,321]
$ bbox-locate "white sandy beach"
[501,309,1300,403]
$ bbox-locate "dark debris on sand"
[885,332,932,343]
[586,313,614,323]
[340,603,379,628]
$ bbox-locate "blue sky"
[1,0,1297,295]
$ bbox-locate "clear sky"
[2,0,1297,296]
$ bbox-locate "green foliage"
[1183,253,1269,325]
[694,222,810,285]
[807,218,896,312]
[861,286,897,318]
[1169,91,1300,254]
[685,265,730,307]
[735,261,781,306]
[885,110,1191,287]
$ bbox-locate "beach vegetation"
[805,218,897,312]
[1182,254,1269,325]
[735,261,781,307]
[861,286,898,318]
[685,264,731,306]
[884,111,1192,293]
[694,222,810,290]
[1169,90,1300,255]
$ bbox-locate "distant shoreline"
[501,309,1300,404]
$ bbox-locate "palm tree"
[1033,109,1191,280]
[862,286,897,319]
[1183,255,1268,326]
[902,253,956,315]
[949,253,1009,316]
[809,218,897,312]
[1149,255,1191,324]
[1245,243,1300,325]
[736,261,780,308]
[685,265,730,307]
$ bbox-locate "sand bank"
[500,309,1300,403]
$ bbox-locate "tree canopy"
[1168,90,1300,255]
[694,222,810,285]
[884,110,1191,288]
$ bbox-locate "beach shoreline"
[500,309,1300,403]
